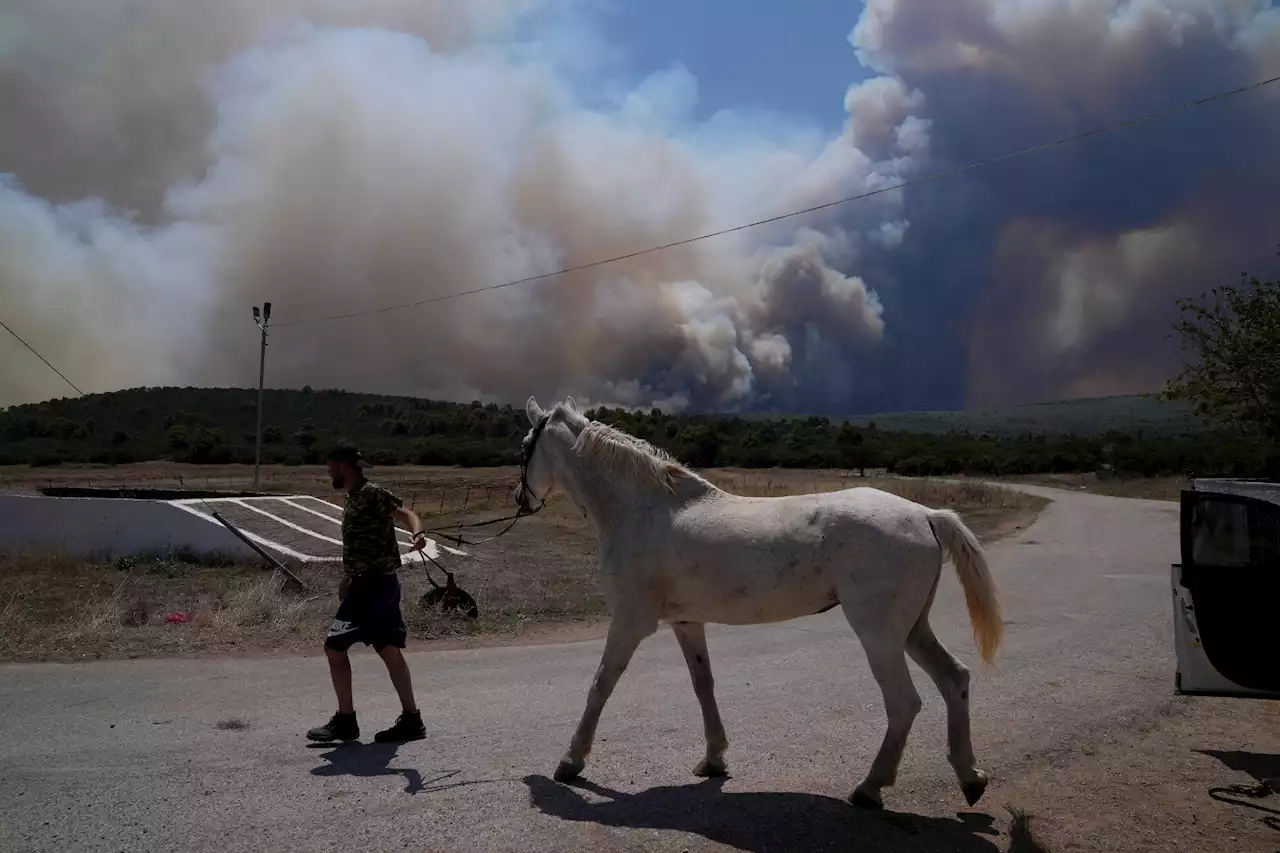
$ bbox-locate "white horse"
[514,396,1004,810]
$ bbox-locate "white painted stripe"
[287,496,468,557]
[229,499,345,546]
[281,498,344,526]
[276,499,452,560]
[289,495,345,516]
[171,497,242,505]
[167,501,340,563]
[168,494,468,561]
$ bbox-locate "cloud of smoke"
[1,0,1277,414]
[0,0,914,411]
[849,0,1280,410]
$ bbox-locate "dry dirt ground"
[995,695,1280,853]
[0,464,1045,663]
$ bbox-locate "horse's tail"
[927,509,1003,666]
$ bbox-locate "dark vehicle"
[1172,479,1280,698]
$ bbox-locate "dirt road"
[1,487,1277,852]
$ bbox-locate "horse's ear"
[525,396,544,425]
[564,396,580,414]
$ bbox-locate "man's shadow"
[523,774,1004,853]
[309,742,516,796]
[309,742,428,794]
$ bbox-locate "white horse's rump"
[516,396,1004,810]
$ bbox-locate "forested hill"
[0,386,1253,478]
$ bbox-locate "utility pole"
[251,302,272,491]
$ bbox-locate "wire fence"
[0,465,892,517]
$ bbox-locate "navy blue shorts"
[324,572,407,652]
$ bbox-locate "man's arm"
[393,504,427,550]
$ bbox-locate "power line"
[275,71,1280,329]
[0,318,86,396]
[1,314,311,589]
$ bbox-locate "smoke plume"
[1,0,1278,413]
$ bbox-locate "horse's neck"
[558,445,688,537]
[558,453,634,535]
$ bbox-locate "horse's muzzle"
[514,484,533,514]
[514,483,544,515]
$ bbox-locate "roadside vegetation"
[0,471,1044,663]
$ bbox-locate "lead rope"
[1208,779,1280,833]
[421,413,548,547]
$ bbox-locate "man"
[306,441,428,744]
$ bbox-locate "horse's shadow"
[523,774,1003,853]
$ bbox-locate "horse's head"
[514,395,585,513]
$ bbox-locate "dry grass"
[0,548,605,663]
[703,468,1045,541]
[0,465,1046,663]
[1005,472,1187,502]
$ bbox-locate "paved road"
[0,486,1182,853]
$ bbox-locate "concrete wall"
[0,495,260,561]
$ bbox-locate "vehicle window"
[1190,498,1280,566]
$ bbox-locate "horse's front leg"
[671,621,729,777]
[554,613,657,783]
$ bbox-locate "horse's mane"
[572,417,710,494]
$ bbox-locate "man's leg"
[372,643,425,743]
[372,574,425,743]
[327,647,355,714]
[307,582,364,742]
[376,645,417,713]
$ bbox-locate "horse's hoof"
[693,758,728,778]
[961,774,989,807]
[850,788,883,810]
[553,759,584,784]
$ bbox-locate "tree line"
[3,244,1276,479]
[0,385,1267,478]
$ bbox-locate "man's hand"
[409,531,427,552]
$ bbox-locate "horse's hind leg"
[907,616,988,806]
[554,613,656,783]
[840,593,922,810]
[671,621,729,777]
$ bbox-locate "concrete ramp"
[171,495,468,564]
[0,493,467,565]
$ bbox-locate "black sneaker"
[307,711,359,742]
[374,710,426,743]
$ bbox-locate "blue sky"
[589,0,869,132]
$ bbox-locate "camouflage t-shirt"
[341,481,404,576]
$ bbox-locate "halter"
[515,412,551,514]
[420,412,548,547]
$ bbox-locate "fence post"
[457,487,471,540]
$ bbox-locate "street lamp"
[252,302,272,490]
